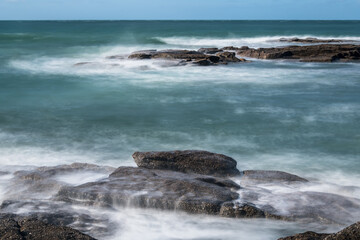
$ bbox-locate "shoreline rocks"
[237,44,360,62]
[278,37,359,44]
[0,216,96,240]
[278,221,360,240]
[132,150,241,177]
[126,49,249,66]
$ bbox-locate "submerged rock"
[57,167,240,216]
[237,44,360,62]
[132,150,241,177]
[278,37,359,44]
[278,221,360,240]
[198,47,222,54]
[242,170,308,183]
[127,49,248,66]
[0,216,96,240]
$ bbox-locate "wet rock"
[242,170,308,183]
[198,48,222,54]
[15,163,114,181]
[221,46,241,51]
[0,171,9,176]
[219,202,284,220]
[278,37,359,44]
[278,231,330,240]
[132,150,241,177]
[74,62,93,66]
[127,49,248,65]
[278,221,360,240]
[237,44,360,62]
[0,216,96,240]
[216,51,241,62]
[193,59,213,66]
[57,167,240,216]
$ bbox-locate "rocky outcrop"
[242,170,308,183]
[278,37,359,44]
[237,44,360,62]
[132,150,241,177]
[126,49,246,65]
[57,167,240,216]
[0,216,96,240]
[219,202,285,220]
[278,221,360,240]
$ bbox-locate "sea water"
[0,21,360,239]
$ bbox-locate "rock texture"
[242,170,308,183]
[0,216,96,240]
[126,49,247,65]
[237,44,360,62]
[279,221,360,240]
[278,37,359,44]
[132,150,241,177]
[57,167,240,216]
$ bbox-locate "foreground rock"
[237,44,360,62]
[0,216,96,240]
[133,150,241,177]
[57,167,242,216]
[126,49,248,65]
[278,37,359,44]
[278,221,360,240]
[242,170,308,183]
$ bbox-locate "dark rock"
[221,46,241,51]
[57,167,240,216]
[325,221,360,240]
[278,37,359,44]
[216,51,241,62]
[74,62,93,66]
[219,202,284,220]
[242,170,308,183]
[132,150,241,177]
[0,171,9,176]
[278,231,330,240]
[198,48,222,54]
[237,44,360,62]
[0,216,96,240]
[127,49,248,65]
[193,59,212,66]
[278,221,360,240]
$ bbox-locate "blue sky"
[0,0,360,20]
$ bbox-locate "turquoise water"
[0,21,360,239]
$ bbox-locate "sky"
[0,0,360,20]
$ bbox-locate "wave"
[153,35,360,48]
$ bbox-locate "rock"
[221,46,241,51]
[193,59,212,66]
[0,216,96,240]
[278,37,359,44]
[278,221,360,240]
[198,48,222,54]
[242,170,308,183]
[132,150,241,177]
[216,51,241,62]
[237,44,360,62]
[278,231,330,240]
[325,221,360,240]
[57,167,240,216]
[219,202,284,220]
[127,49,248,65]
[0,171,9,176]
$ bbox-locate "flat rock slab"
[133,150,241,177]
[0,216,96,240]
[57,167,240,216]
[278,37,359,44]
[237,44,360,62]
[242,170,308,183]
[126,49,247,66]
[278,221,360,240]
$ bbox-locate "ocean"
[0,20,359,239]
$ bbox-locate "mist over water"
[1,21,360,239]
